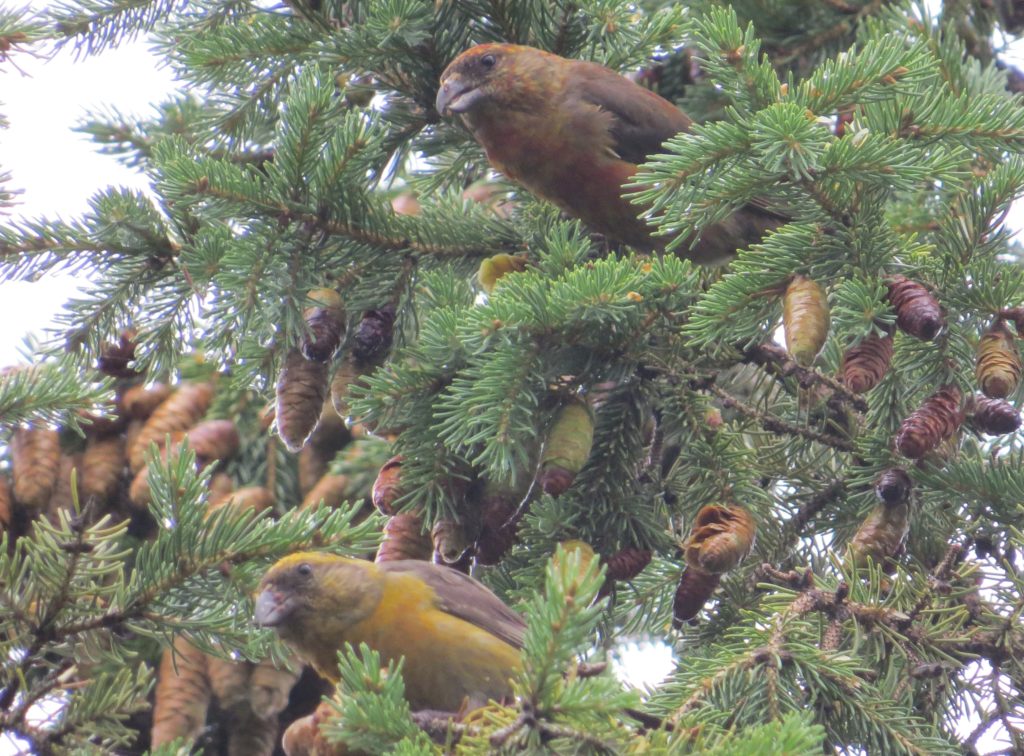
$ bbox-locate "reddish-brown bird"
[436,43,780,264]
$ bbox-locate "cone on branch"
[351,304,396,365]
[79,433,126,503]
[119,382,172,421]
[0,475,11,535]
[11,425,61,512]
[842,333,893,394]
[96,328,140,378]
[895,385,963,460]
[209,486,275,516]
[432,518,471,564]
[301,288,346,363]
[673,505,756,626]
[967,394,1022,435]
[847,501,910,570]
[276,349,330,453]
[885,275,944,341]
[371,455,404,515]
[330,355,373,423]
[604,546,653,582]
[976,320,1021,399]
[783,275,829,367]
[539,397,595,496]
[128,382,215,472]
[151,636,211,748]
[300,473,351,511]
[375,511,432,562]
[473,480,523,565]
[185,419,241,465]
[478,253,528,294]
[875,468,913,506]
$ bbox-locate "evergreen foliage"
[1,0,1023,753]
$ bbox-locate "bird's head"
[254,552,381,643]
[436,43,551,117]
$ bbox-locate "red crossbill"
[254,552,524,711]
[436,43,780,264]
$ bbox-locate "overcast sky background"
[0,2,1020,751]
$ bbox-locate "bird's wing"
[571,60,693,165]
[379,561,527,649]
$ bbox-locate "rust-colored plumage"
[437,44,780,263]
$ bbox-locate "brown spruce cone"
[97,328,140,378]
[209,486,275,516]
[847,501,910,569]
[300,474,351,511]
[375,511,432,562]
[783,275,829,367]
[474,484,522,565]
[11,426,61,512]
[129,382,215,472]
[43,454,83,525]
[0,475,11,534]
[351,304,396,364]
[119,382,172,421]
[976,320,1021,399]
[842,333,893,394]
[276,349,330,453]
[672,567,721,627]
[874,468,913,506]
[301,288,346,363]
[539,398,595,496]
[329,355,371,422]
[431,519,471,564]
[683,505,757,575]
[604,546,653,581]
[184,419,241,464]
[151,636,211,748]
[968,395,1022,435]
[79,433,126,503]
[371,455,404,515]
[885,275,944,341]
[895,385,963,460]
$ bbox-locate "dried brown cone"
[783,275,829,367]
[672,567,721,627]
[604,547,653,582]
[276,349,330,453]
[329,355,368,422]
[432,519,470,565]
[119,383,173,421]
[375,511,432,562]
[129,382,215,472]
[0,475,11,534]
[79,433,126,503]
[474,485,521,566]
[184,419,241,464]
[874,468,913,507]
[539,398,595,497]
[281,700,354,756]
[307,395,352,452]
[895,384,963,460]
[97,328,140,378]
[301,288,346,363]
[128,433,187,510]
[371,455,404,515]
[151,636,211,748]
[886,275,944,341]
[248,654,303,720]
[976,320,1021,399]
[842,333,893,394]
[44,454,83,525]
[967,395,1022,436]
[847,501,910,569]
[209,486,275,516]
[300,474,351,511]
[208,472,235,502]
[11,426,61,512]
[351,304,396,365]
[683,505,757,575]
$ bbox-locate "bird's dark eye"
[297,563,312,577]
[480,54,496,69]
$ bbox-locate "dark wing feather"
[379,561,526,649]
[571,60,693,165]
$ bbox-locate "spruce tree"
[1,0,1023,753]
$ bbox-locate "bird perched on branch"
[436,43,780,264]
[254,552,524,711]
